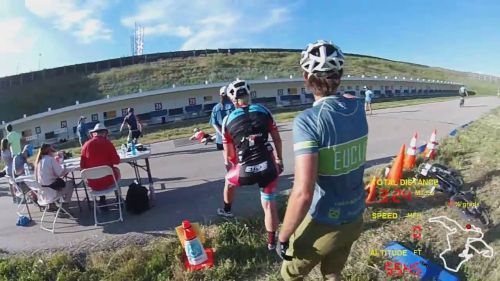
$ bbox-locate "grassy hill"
[1,51,499,121]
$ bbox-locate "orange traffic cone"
[365,176,378,204]
[403,132,418,170]
[182,220,214,271]
[422,129,438,160]
[386,144,405,185]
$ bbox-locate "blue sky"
[1,0,499,77]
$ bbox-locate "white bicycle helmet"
[220,85,227,96]
[193,128,200,133]
[300,40,345,78]
[227,80,251,101]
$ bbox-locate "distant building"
[0,77,461,147]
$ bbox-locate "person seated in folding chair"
[189,128,216,145]
[35,143,74,217]
[80,123,121,211]
[12,145,37,203]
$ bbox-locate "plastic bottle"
[121,144,127,156]
[24,163,30,175]
[131,141,137,156]
[183,220,208,266]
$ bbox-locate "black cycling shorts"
[226,156,278,194]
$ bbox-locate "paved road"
[1,97,499,252]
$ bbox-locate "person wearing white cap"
[209,85,235,151]
[80,123,121,210]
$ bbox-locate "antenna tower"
[131,22,144,56]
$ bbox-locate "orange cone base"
[183,248,215,271]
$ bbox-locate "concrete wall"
[1,77,461,146]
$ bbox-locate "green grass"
[1,51,499,121]
[2,106,498,280]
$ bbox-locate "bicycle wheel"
[451,194,491,227]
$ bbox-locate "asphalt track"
[1,97,499,252]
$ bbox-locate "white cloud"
[251,8,289,31]
[121,1,290,49]
[76,19,112,43]
[24,0,112,44]
[0,17,36,54]
[143,24,192,37]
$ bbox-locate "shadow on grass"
[466,169,500,190]
[483,221,500,244]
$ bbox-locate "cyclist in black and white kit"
[120,108,143,143]
[459,86,468,107]
[217,79,284,250]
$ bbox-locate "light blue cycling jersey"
[209,101,235,144]
[293,95,368,225]
[365,90,373,102]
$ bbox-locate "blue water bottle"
[131,141,137,156]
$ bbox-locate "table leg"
[72,171,82,212]
[82,181,91,211]
[134,161,142,185]
[145,157,153,185]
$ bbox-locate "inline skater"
[216,79,284,250]
[120,108,143,143]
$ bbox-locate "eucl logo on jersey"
[318,135,368,176]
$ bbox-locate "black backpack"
[126,182,150,214]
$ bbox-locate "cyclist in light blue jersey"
[277,40,368,281]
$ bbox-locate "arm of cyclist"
[278,153,317,242]
[119,120,126,132]
[269,127,283,172]
[213,124,222,136]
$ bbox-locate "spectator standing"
[364,86,374,115]
[6,124,22,155]
[80,123,121,210]
[1,139,13,178]
[1,138,16,202]
[77,116,89,147]
[210,86,235,151]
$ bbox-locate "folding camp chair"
[22,179,74,233]
[6,176,32,221]
[81,166,124,226]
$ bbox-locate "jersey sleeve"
[209,105,218,126]
[293,113,319,156]
[257,104,277,131]
[221,115,232,144]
